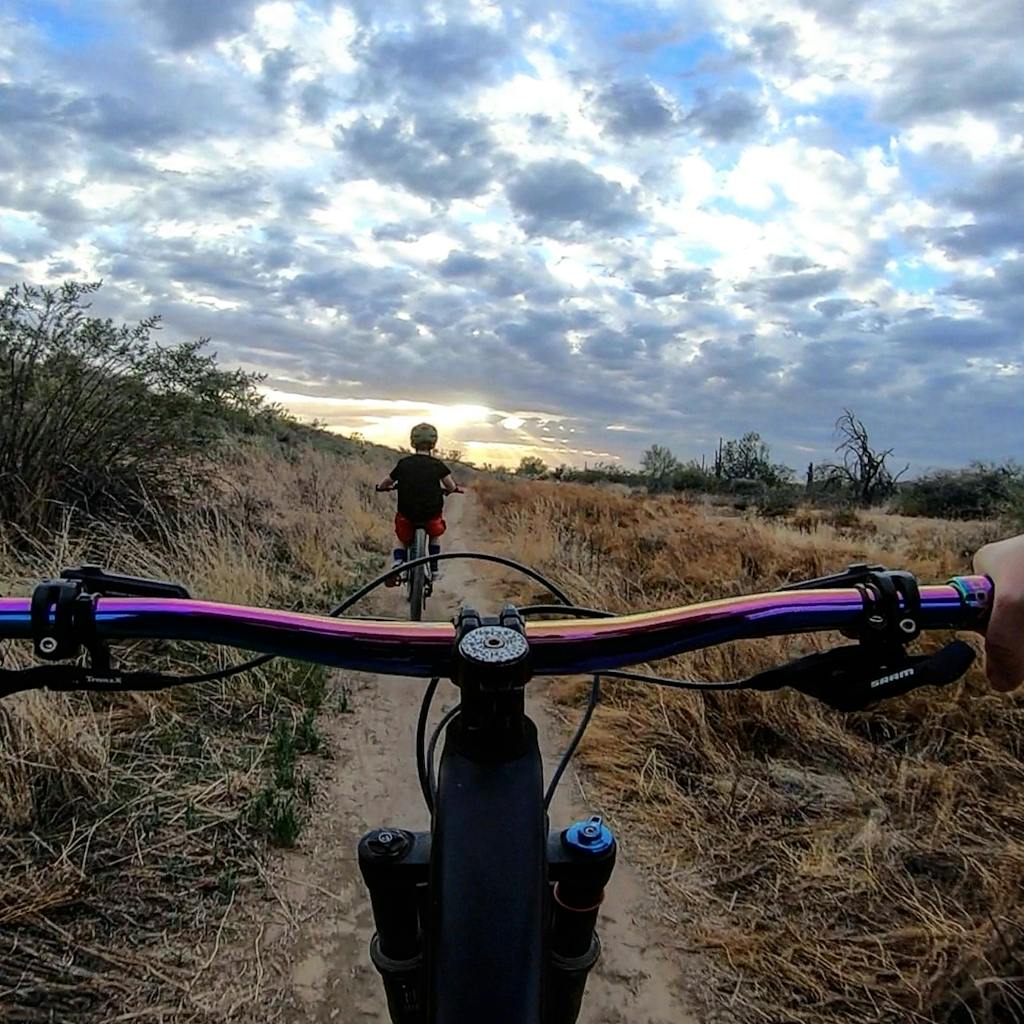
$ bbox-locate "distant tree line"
[511,410,1023,524]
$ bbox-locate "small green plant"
[278,662,329,709]
[248,786,302,847]
[295,708,323,754]
[272,719,297,789]
[268,794,300,847]
[333,685,352,714]
[216,867,238,901]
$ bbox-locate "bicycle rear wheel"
[408,528,428,622]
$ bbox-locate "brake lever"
[747,640,976,712]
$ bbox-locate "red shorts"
[395,513,446,546]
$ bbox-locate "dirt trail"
[206,496,696,1023]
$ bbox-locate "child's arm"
[377,473,396,491]
[441,474,462,494]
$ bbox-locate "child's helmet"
[410,423,438,448]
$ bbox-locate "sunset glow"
[261,388,618,467]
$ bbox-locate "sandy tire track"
[204,495,698,1023]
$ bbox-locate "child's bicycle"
[376,486,463,621]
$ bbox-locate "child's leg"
[389,515,414,586]
[427,517,446,575]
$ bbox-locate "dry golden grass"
[0,441,393,1022]
[478,479,1024,1024]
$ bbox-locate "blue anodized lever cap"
[564,815,614,856]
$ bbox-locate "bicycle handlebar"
[0,576,992,679]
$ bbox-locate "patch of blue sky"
[91,224,129,250]
[17,0,111,50]
[577,0,725,71]
[790,95,894,153]
[896,151,964,201]
[644,33,733,82]
[886,261,946,294]
[579,0,694,43]
[0,212,46,240]
[448,203,494,228]
[680,244,722,267]
[711,196,781,222]
[884,233,947,293]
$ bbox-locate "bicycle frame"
[357,608,615,1024]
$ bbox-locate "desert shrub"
[671,462,714,493]
[896,462,1023,520]
[756,485,799,518]
[0,281,265,534]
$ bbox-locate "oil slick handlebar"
[0,575,992,680]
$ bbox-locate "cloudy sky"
[2,0,1022,470]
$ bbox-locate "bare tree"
[832,409,908,505]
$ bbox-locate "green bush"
[0,281,266,533]
[757,486,800,518]
[895,462,1023,520]
[671,462,713,492]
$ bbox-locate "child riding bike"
[376,423,462,585]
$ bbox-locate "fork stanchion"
[545,818,617,1024]
[358,828,431,1024]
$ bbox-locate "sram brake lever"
[747,640,976,712]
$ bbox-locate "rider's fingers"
[982,592,1024,691]
[972,536,1024,691]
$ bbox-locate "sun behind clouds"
[260,388,617,468]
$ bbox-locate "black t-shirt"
[390,454,451,521]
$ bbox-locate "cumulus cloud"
[592,79,678,139]
[258,48,300,108]
[506,160,641,237]
[357,18,511,97]
[686,89,764,142]
[739,264,845,302]
[932,158,1024,258]
[632,268,716,299]
[138,0,261,50]
[299,79,336,122]
[337,111,502,201]
[437,251,563,300]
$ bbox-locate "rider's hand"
[972,534,1024,691]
